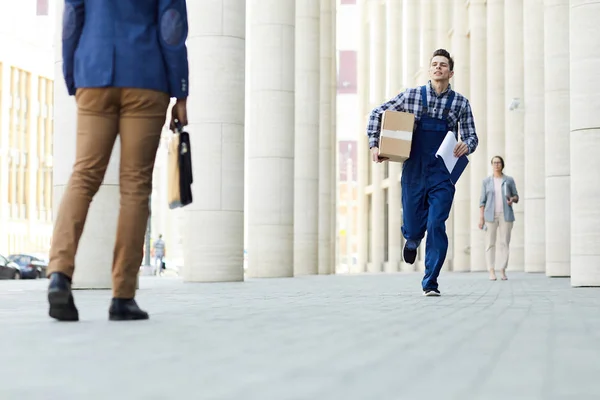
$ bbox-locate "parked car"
[0,254,21,279]
[8,253,48,279]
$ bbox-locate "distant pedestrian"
[479,156,519,280]
[153,234,166,276]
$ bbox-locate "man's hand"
[371,147,388,163]
[453,142,469,157]
[170,98,188,130]
[507,196,517,206]
[478,217,485,230]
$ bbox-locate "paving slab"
[1,272,599,400]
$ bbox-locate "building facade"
[50,0,599,288]
[0,0,54,255]
[357,0,600,287]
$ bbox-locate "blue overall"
[401,86,456,291]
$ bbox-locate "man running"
[366,49,479,296]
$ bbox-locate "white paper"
[435,131,459,173]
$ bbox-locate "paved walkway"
[1,272,600,400]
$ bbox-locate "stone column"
[330,0,338,275]
[504,0,525,271]
[399,0,419,272]
[419,0,435,82]
[294,0,320,276]
[405,0,420,89]
[247,0,294,278]
[434,0,453,271]
[385,0,402,273]
[570,0,600,287]
[367,0,385,273]
[53,0,119,289]
[436,0,451,49]
[523,0,546,273]
[469,0,487,272]
[357,0,370,273]
[319,0,335,275]
[182,0,245,282]
[487,0,505,163]
[413,0,435,271]
[451,0,471,272]
[544,0,570,277]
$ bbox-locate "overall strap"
[442,90,455,117]
[420,85,429,116]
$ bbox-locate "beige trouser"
[485,212,514,271]
[48,88,170,298]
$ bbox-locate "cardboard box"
[378,110,414,162]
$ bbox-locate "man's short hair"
[431,49,454,71]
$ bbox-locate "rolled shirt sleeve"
[458,99,479,155]
[366,91,406,149]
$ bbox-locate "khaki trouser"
[48,88,170,298]
[485,212,514,271]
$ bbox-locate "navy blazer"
[62,0,189,99]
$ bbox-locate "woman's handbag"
[167,120,193,209]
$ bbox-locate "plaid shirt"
[366,81,479,155]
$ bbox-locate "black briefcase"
[168,120,193,209]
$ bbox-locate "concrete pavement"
[1,272,599,399]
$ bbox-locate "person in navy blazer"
[47,0,189,322]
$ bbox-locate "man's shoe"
[48,272,79,321]
[109,298,149,321]
[403,241,418,264]
[423,289,441,297]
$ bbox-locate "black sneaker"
[403,242,418,264]
[423,289,441,297]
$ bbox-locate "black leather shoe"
[48,272,79,321]
[109,298,149,321]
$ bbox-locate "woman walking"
[478,156,519,280]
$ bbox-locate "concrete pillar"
[434,0,453,271]
[570,0,600,287]
[413,0,435,271]
[398,0,419,272]
[384,0,402,273]
[404,0,419,88]
[319,0,335,275]
[357,0,370,274]
[367,0,385,273]
[469,0,487,272]
[504,0,525,271]
[419,0,435,83]
[487,0,505,162]
[451,0,471,272]
[544,0,570,277]
[330,0,338,275]
[247,0,294,278]
[53,0,118,289]
[523,0,546,273]
[294,0,320,276]
[436,0,451,49]
[182,0,245,282]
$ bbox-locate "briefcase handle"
[173,118,184,134]
[172,118,189,156]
